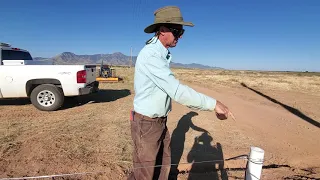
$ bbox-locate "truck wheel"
[30,84,64,111]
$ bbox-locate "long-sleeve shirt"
[133,37,217,118]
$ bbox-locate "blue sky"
[0,0,319,72]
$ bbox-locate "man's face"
[160,24,184,48]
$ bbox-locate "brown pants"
[128,112,171,180]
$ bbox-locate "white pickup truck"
[0,43,99,111]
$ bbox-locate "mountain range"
[34,52,222,69]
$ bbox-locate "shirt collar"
[149,37,171,63]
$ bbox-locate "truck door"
[0,67,17,98]
[0,49,31,98]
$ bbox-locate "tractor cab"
[99,64,113,78]
[96,61,123,83]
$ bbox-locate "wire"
[0,154,254,180]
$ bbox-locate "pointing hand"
[214,100,236,121]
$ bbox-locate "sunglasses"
[168,27,185,38]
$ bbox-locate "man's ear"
[158,26,167,36]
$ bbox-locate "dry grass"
[172,69,320,96]
[114,66,320,96]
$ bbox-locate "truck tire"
[30,84,64,111]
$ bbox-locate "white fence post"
[245,146,265,180]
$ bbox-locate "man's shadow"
[169,111,209,179]
[187,132,228,180]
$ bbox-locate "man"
[128,6,235,180]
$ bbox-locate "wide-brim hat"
[144,6,194,33]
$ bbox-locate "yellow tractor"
[96,61,123,83]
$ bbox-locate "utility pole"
[130,47,133,68]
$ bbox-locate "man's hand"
[214,100,236,121]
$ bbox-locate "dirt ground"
[0,68,319,180]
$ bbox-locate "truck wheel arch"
[26,79,63,97]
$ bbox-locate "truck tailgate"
[85,65,97,85]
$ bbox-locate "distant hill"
[33,57,50,61]
[34,52,222,70]
[170,62,221,69]
[47,52,135,66]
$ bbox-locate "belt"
[132,111,167,122]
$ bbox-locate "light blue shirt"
[133,37,217,118]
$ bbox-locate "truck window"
[1,50,33,60]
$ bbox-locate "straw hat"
[144,6,194,33]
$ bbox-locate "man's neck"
[159,37,169,49]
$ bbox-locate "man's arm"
[141,53,216,111]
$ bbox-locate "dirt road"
[168,82,320,179]
[0,77,319,179]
